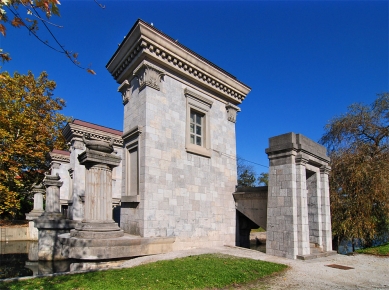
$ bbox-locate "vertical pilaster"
[320,165,332,251]
[295,155,310,256]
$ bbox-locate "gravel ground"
[120,246,389,289]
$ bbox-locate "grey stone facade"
[265,133,333,259]
[107,20,251,250]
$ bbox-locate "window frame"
[184,88,212,158]
[122,126,142,201]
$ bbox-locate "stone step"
[296,250,337,260]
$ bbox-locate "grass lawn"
[251,227,266,233]
[356,242,389,256]
[0,254,287,290]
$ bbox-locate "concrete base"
[28,221,39,241]
[26,210,44,221]
[296,250,337,260]
[58,233,176,260]
[35,218,78,260]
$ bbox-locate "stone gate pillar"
[266,132,334,259]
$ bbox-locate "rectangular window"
[185,88,212,157]
[190,111,204,146]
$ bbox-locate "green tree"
[0,71,70,219]
[238,170,256,187]
[320,93,389,246]
[237,156,257,187]
[258,172,268,186]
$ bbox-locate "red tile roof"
[73,119,122,136]
[51,149,70,156]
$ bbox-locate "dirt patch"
[0,220,29,227]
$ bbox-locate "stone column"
[34,174,77,260]
[320,165,332,251]
[71,137,122,239]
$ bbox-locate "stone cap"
[106,19,251,105]
[43,173,63,187]
[265,132,330,163]
[48,149,70,164]
[78,149,122,168]
[62,119,123,147]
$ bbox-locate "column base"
[72,221,124,239]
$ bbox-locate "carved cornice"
[184,88,213,107]
[106,20,251,105]
[63,122,123,147]
[225,102,241,123]
[133,60,165,91]
[48,151,70,164]
[122,126,142,146]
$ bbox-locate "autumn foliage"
[320,93,389,245]
[0,71,70,218]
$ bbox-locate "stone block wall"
[120,74,237,249]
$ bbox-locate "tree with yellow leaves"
[320,93,389,247]
[0,71,70,218]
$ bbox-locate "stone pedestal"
[26,184,45,221]
[26,184,45,241]
[71,146,122,239]
[35,174,77,260]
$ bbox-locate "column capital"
[225,102,241,123]
[118,80,131,105]
[133,60,165,91]
[78,149,121,169]
[295,154,309,165]
[43,174,63,188]
[320,165,331,175]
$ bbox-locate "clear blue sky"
[1,0,388,173]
